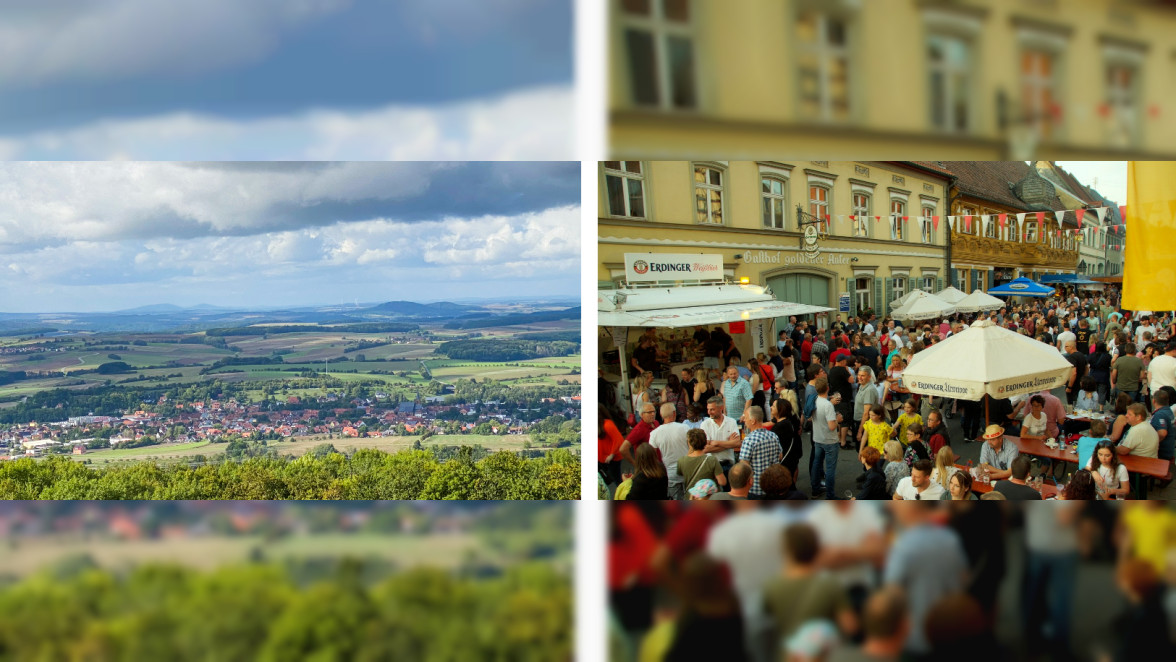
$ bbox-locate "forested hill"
[438,338,580,362]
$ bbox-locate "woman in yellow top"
[857,403,891,453]
[890,399,923,445]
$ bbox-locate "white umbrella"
[953,289,1005,314]
[891,290,955,322]
[934,286,968,304]
[903,319,1073,424]
[889,289,919,309]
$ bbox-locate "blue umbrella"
[987,277,1054,298]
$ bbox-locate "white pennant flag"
[1094,207,1107,225]
[1054,210,1067,228]
[981,214,990,234]
[1016,212,1027,239]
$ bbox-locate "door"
[767,273,831,334]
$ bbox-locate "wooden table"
[957,463,1059,498]
[1012,435,1169,479]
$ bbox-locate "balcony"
[952,234,1077,270]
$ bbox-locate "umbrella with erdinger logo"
[902,319,1073,425]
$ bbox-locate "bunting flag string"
[1094,207,1107,225]
[964,214,972,232]
[932,215,940,231]
[1075,208,1085,228]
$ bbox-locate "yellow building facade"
[609,0,1176,160]
[599,161,951,320]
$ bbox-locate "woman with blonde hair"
[930,445,959,492]
[883,440,909,496]
[631,371,657,418]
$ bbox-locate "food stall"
[598,282,831,412]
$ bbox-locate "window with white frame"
[892,275,907,303]
[796,10,852,122]
[602,161,646,218]
[984,214,996,238]
[921,206,934,243]
[852,192,870,237]
[693,164,725,225]
[1021,48,1060,140]
[961,206,977,235]
[890,199,905,240]
[928,34,971,133]
[619,0,698,110]
[808,185,831,234]
[855,275,873,313]
[1105,54,1141,148]
[762,177,788,229]
[1024,218,1036,243]
[922,274,936,292]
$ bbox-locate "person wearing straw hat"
[978,424,1019,481]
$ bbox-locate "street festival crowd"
[599,285,1176,500]
[608,501,1176,662]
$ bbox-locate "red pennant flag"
[849,215,856,220]
[875,215,881,222]
[932,215,940,230]
[902,216,909,222]
[1119,205,1126,221]
[1036,211,1044,234]
[824,214,830,222]
[998,213,1007,229]
[1075,209,1085,227]
[964,215,972,231]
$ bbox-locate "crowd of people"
[608,501,1176,662]
[599,286,1176,500]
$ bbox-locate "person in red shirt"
[801,332,813,365]
[829,338,852,365]
[599,404,625,488]
[619,403,659,465]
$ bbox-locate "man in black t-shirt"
[1063,340,1087,405]
[1074,319,1092,355]
[827,353,855,447]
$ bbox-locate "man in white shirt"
[649,402,690,500]
[708,502,801,662]
[892,460,946,500]
[1148,341,1176,395]
[1056,323,1076,354]
[807,503,885,613]
[1118,402,1159,459]
[701,395,740,480]
[1135,316,1156,348]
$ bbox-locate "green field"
[0,532,488,577]
[73,434,541,467]
[0,324,579,400]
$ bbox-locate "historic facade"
[599,161,951,320]
[940,161,1081,292]
[610,0,1176,160]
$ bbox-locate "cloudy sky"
[0,0,572,159]
[0,162,580,312]
[1053,161,1127,206]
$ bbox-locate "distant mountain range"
[0,299,579,334]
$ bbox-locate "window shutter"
[884,278,894,316]
[937,277,944,293]
[950,268,958,289]
[873,277,883,317]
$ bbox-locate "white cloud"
[0,0,348,85]
[1,207,580,292]
[0,85,573,160]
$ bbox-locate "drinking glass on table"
[844,489,854,500]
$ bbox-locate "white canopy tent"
[599,284,831,408]
[902,318,1073,425]
[890,290,956,322]
[952,290,1005,314]
[889,289,920,309]
[934,286,968,304]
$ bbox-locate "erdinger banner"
[624,253,723,283]
[904,370,1069,401]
